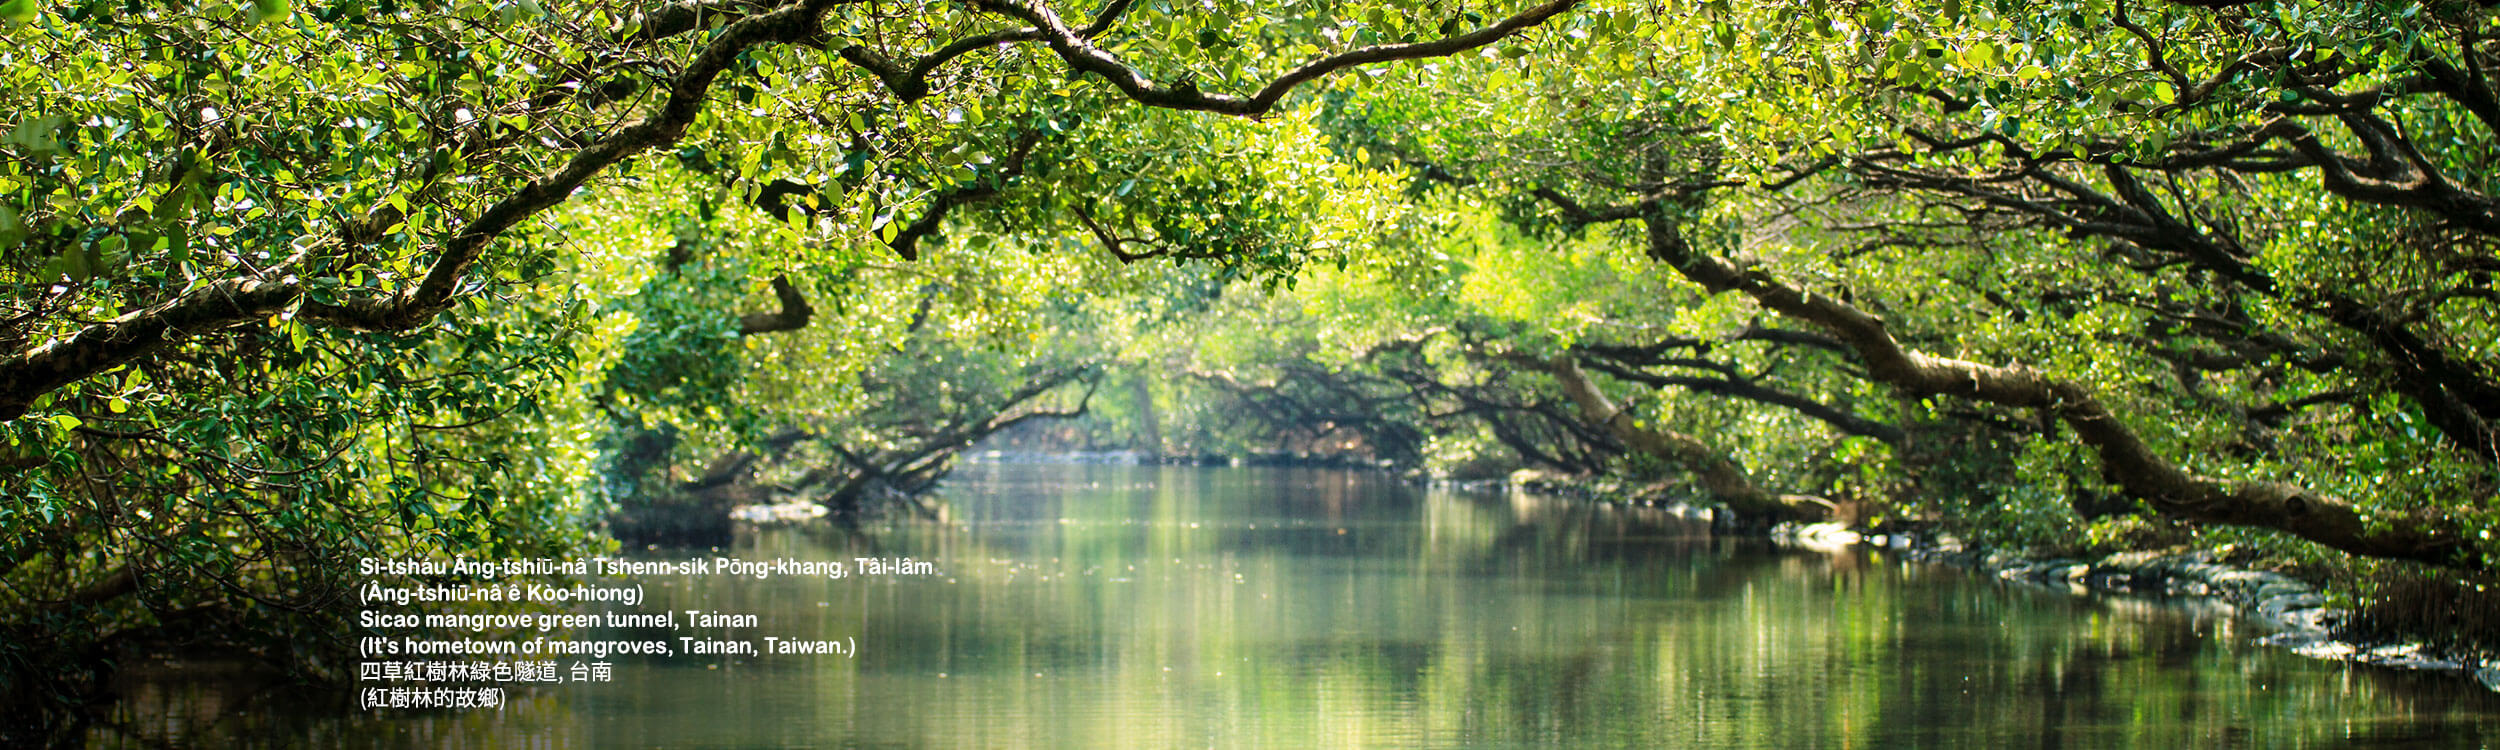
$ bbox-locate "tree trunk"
[1637,206,2482,570]
[1538,353,1830,523]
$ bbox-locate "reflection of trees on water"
[793,469,2496,747]
[94,466,2498,747]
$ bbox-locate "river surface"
[98,464,2500,747]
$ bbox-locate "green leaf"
[7,115,68,156]
[165,224,191,270]
[0,204,25,251]
[251,0,290,24]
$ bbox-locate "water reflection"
[93,464,2499,748]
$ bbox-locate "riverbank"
[1760,520,2500,693]
[1452,470,2500,693]
[1812,524,2500,690]
[732,459,2500,694]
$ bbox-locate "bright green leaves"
[0,0,1650,716]
[250,0,290,24]
[607,254,752,429]
[0,0,627,686]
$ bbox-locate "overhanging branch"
[976,0,1581,117]
[0,0,846,421]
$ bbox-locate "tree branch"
[885,129,1045,260]
[0,0,845,421]
[1526,351,1830,521]
[1623,202,2482,569]
[976,0,1581,117]
[736,275,816,335]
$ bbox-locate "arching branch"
[975,0,1581,117]
[886,129,1045,261]
[1526,352,1832,522]
[1625,201,2482,570]
[0,0,848,421]
[837,0,1135,101]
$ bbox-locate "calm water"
[100,464,2500,747]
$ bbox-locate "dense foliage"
[3,0,2497,740]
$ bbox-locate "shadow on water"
[89,464,2500,748]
